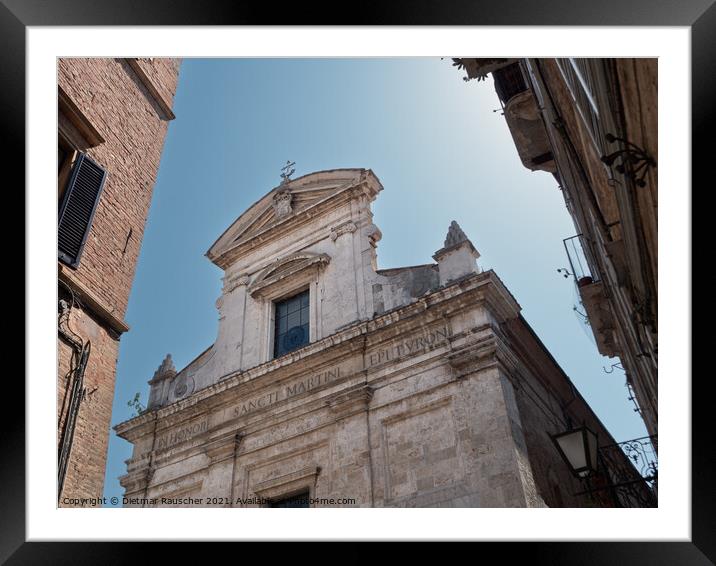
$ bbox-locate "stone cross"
[280,160,296,185]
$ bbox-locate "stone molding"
[248,252,330,298]
[203,431,243,465]
[251,465,321,501]
[58,265,130,337]
[325,384,374,419]
[155,480,204,503]
[447,335,498,379]
[125,58,176,120]
[329,220,357,241]
[222,273,250,295]
[58,85,105,148]
[447,324,524,382]
[118,468,152,495]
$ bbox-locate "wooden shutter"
[58,153,107,268]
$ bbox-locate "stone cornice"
[58,85,105,147]
[252,465,321,498]
[325,384,374,419]
[330,220,358,241]
[58,265,130,337]
[125,58,176,121]
[118,468,151,494]
[203,430,242,464]
[446,323,522,380]
[432,238,480,262]
[114,408,157,441]
[248,252,330,298]
[448,334,497,376]
[222,273,250,294]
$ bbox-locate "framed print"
[9,0,712,562]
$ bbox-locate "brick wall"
[57,58,180,505]
[58,58,180,315]
[58,308,119,505]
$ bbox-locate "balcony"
[493,63,556,174]
[563,235,619,358]
[493,63,529,105]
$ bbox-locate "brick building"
[115,168,655,508]
[57,58,180,506]
[453,58,658,440]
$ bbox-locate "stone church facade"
[116,168,636,507]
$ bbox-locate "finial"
[153,353,176,380]
[280,160,296,185]
[444,220,468,248]
[433,221,480,285]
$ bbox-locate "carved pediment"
[206,169,383,268]
[248,252,330,298]
[231,182,351,244]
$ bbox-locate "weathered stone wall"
[116,162,638,508]
[117,271,625,508]
[503,318,626,507]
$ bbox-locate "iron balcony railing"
[598,435,658,507]
[563,233,601,286]
[573,434,658,508]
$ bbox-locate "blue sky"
[103,58,647,503]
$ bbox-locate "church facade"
[116,168,642,507]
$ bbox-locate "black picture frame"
[8,0,711,562]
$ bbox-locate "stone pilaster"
[201,431,242,505]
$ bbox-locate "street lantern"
[551,426,599,478]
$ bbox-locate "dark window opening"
[273,289,310,358]
[58,144,68,174]
[493,62,528,105]
[269,490,310,508]
[58,134,77,203]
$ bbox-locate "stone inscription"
[156,420,208,450]
[225,325,449,420]
[365,326,449,368]
[231,367,342,419]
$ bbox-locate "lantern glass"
[552,427,599,477]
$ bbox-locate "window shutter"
[58,153,107,269]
